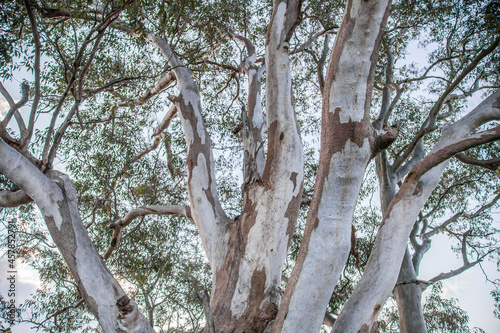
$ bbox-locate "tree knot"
[372,126,399,157]
[116,295,134,317]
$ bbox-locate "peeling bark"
[274,0,392,331]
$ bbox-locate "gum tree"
[1,0,499,332]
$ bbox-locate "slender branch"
[289,26,336,55]
[41,2,132,167]
[455,153,500,171]
[21,0,42,150]
[424,192,500,239]
[103,205,191,260]
[398,55,460,85]
[117,71,176,108]
[422,177,479,222]
[424,212,462,238]
[45,299,85,327]
[0,82,29,137]
[82,77,139,99]
[427,254,490,287]
[317,34,331,92]
[393,37,500,171]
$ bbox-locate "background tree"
[0,0,499,332]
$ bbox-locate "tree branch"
[0,82,28,139]
[455,153,500,171]
[144,30,230,269]
[0,140,155,332]
[103,205,191,260]
[117,71,176,108]
[408,125,500,180]
[423,191,500,241]
[20,0,41,150]
[427,256,486,287]
[0,190,33,208]
[41,7,123,168]
[233,34,266,182]
[317,34,331,93]
[289,26,336,55]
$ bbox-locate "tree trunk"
[332,91,500,332]
[393,249,427,333]
[376,148,427,332]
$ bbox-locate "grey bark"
[0,141,155,333]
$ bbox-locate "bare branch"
[427,256,486,287]
[424,192,500,240]
[82,77,138,99]
[455,153,500,171]
[41,2,132,167]
[103,205,191,260]
[21,0,42,150]
[424,212,463,238]
[0,190,33,208]
[393,38,500,171]
[289,26,336,55]
[45,299,85,329]
[422,177,480,222]
[0,82,28,137]
[398,55,460,85]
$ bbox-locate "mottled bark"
[274,0,392,332]
[145,33,231,276]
